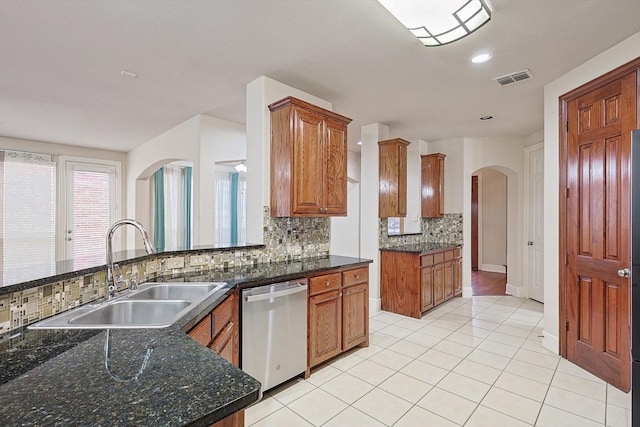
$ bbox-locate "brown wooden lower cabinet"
[307,265,369,373]
[186,290,243,427]
[308,289,343,367]
[381,247,462,319]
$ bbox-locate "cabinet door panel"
[308,290,342,367]
[453,260,462,296]
[421,267,434,312]
[188,314,212,346]
[433,264,445,305]
[343,283,368,350]
[444,261,454,300]
[293,108,324,215]
[323,118,348,215]
[210,322,235,364]
[421,154,445,218]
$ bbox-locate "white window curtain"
[0,150,56,285]
[214,170,246,245]
[163,164,185,251]
[151,163,193,251]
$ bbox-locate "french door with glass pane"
[62,160,118,269]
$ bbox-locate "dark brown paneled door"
[471,176,479,270]
[565,71,636,392]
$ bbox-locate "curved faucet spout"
[106,219,157,299]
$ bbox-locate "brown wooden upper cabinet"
[378,138,410,218]
[269,96,352,217]
[421,153,445,218]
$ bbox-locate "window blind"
[71,168,113,270]
[0,150,56,285]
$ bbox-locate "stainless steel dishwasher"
[241,280,308,392]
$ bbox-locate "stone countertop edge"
[380,242,462,254]
[0,254,373,426]
[0,243,267,296]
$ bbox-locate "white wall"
[245,76,332,244]
[199,115,246,244]
[360,123,389,313]
[330,151,362,257]
[404,140,421,233]
[542,31,640,354]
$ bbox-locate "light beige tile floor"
[245,296,632,426]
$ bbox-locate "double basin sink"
[29,282,227,329]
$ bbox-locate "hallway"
[472,270,507,296]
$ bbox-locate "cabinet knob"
[355,274,360,279]
[326,281,330,286]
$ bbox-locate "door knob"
[527,241,533,246]
[617,268,630,278]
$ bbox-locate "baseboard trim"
[505,283,522,297]
[462,286,473,298]
[369,298,381,315]
[542,331,559,355]
[480,264,507,274]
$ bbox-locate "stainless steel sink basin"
[126,283,225,301]
[68,300,192,327]
[28,281,228,330]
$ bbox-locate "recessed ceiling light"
[120,70,138,79]
[357,141,363,145]
[480,115,493,120]
[472,53,492,64]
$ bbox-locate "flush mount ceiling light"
[472,53,492,63]
[378,0,492,46]
[120,70,137,79]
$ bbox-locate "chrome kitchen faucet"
[106,219,156,299]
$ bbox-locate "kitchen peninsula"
[0,246,371,426]
[380,243,462,319]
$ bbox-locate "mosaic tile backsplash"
[379,213,463,249]
[0,207,330,333]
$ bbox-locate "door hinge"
[565,253,568,265]
[566,121,569,132]
[566,188,570,198]
[565,320,569,331]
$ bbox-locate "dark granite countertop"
[0,254,372,426]
[0,242,265,295]
[380,242,462,254]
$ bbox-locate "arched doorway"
[471,167,508,295]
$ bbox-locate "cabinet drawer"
[433,251,444,264]
[188,313,212,346]
[343,267,368,286]
[444,250,454,262]
[213,293,234,335]
[309,272,342,295]
[421,254,434,267]
[454,247,461,259]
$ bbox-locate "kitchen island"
[380,243,462,318]
[0,254,371,426]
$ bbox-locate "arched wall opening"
[464,164,521,297]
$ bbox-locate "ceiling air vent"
[493,69,533,86]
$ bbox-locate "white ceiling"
[1,0,639,153]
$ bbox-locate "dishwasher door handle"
[244,283,308,303]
